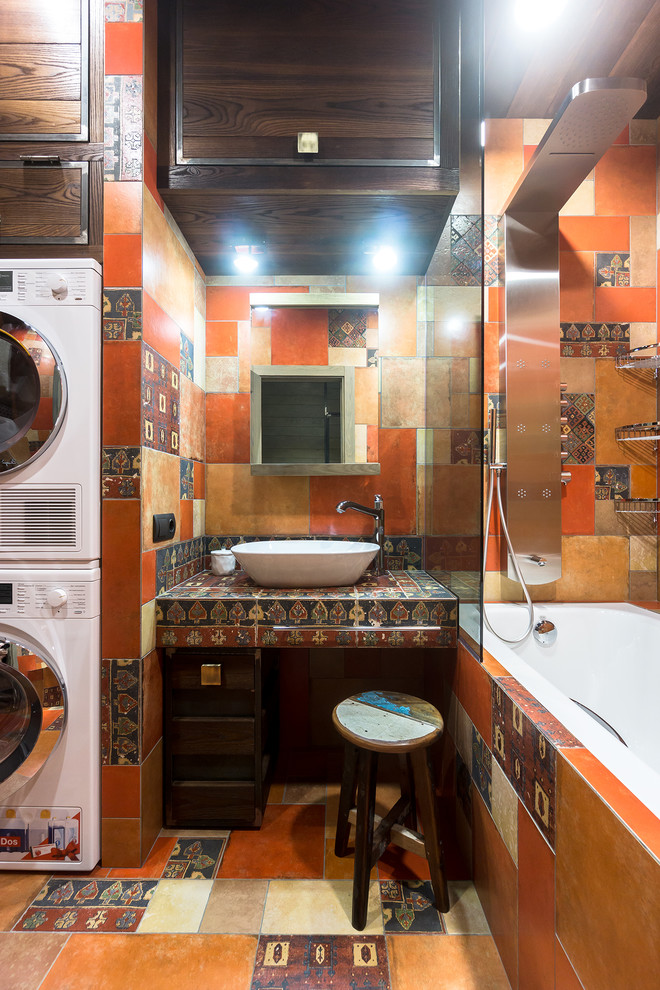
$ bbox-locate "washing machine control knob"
[46,588,68,609]
[47,273,68,300]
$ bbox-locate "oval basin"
[231,539,379,588]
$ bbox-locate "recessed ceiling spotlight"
[233,244,262,273]
[513,0,567,30]
[371,245,398,272]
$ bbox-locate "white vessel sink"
[231,539,379,588]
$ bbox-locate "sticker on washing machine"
[0,807,81,862]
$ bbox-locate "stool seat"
[333,690,449,931]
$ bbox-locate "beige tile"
[141,448,181,551]
[261,880,383,934]
[250,324,271,367]
[630,535,658,571]
[442,881,491,934]
[381,358,425,428]
[554,536,630,601]
[206,356,239,393]
[0,932,69,990]
[199,879,268,933]
[143,191,195,340]
[432,429,452,465]
[595,359,656,464]
[354,366,379,425]
[560,176,595,216]
[159,829,231,839]
[193,499,205,538]
[193,307,206,389]
[630,571,658,600]
[0,874,51,931]
[523,118,553,144]
[629,323,658,350]
[141,600,156,657]
[426,358,451,428]
[491,759,519,865]
[484,118,524,215]
[594,500,629,536]
[205,464,309,535]
[455,700,472,767]
[630,216,656,287]
[179,375,205,461]
[559,357,595,393]
[354,423,367,462]
[238,320,251,392]
[138,878,213,933]
[328,346,367,367]
[416,428,433,465]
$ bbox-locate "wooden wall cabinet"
[0,0,103,258]
[157,0,460,275]
[164,648,279,829]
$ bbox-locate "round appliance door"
[0,315,67,476]
[0,639,66,803]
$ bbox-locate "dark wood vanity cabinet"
[164,648,279,829]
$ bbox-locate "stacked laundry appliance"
[0,259,102,871]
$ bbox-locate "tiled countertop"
[156,569,458,649]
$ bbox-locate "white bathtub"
[473,603,660,821]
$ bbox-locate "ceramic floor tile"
[14,878,157,934]
[252,934,390,987]
[442,881,491,935]
[159,828,231,839]
[282,782,327,805]
[219,805,325,879]
[162,836,228,879]
[380,879,445,934]
[137,878,213,933]
[0,873,53,931]
[323,838,375,881]
[0,932,69,990]
[199,879,268,934]
[261,879,384,935]
[387,933,511,990]
[39,933,257,990]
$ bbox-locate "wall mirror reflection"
[249,293,381,476]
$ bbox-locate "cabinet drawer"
[170,716,254,756]
[169,780,255,825]
[169,651,256,717]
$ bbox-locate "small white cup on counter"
[210,549,236,575]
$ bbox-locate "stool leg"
[410,745,450,913]
[352,748,378,931]
[400,753,418,831]
[335,742,359,857]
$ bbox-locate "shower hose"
[482,463,535,645]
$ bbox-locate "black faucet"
[335,494,385,575]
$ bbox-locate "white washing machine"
[0,259,101,566]
[0,566,100,871]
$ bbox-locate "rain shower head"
[504,77,647,214]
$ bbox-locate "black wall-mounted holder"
[153,512,176,542]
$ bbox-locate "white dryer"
[0,566,100,871]
[0,259,101,566]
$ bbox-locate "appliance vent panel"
[0,486,81,551]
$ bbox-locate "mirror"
[249,293,381,476]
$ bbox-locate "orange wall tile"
[518,804,555,990]
[559,216,630,252]
[454,641,492,746]
[102,341,142,446]
[179,375,206,462]
[141,549,156,605]
[206,393,250,463]
[143,291,182,368]
[561,465,595,535]
[270,307,328,365]
[142,134,164,212]
[101,765,140,818]
[206,464,310,534]
[105,22,143,75]
[559,252,594,321]
[103,182,142,234]
[103,234,142,287]
[594,286,656,323]
[594,145,657,217]
[143,190,194,340]
[179,498,193,540]
[193,460,205,498]
[101,500,141,659]
[206,321,238,356]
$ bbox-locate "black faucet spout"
[335,495,385,575]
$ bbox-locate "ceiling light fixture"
[233,244,263,273]
[513,0,567,31]
[371,245,398,272]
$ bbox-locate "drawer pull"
[201,663,222,686]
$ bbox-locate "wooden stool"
[333,690,450,931]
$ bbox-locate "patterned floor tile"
[380,879,445,933]
[163,836,229,879]
[250,934,390,989]
[14,878,157,933]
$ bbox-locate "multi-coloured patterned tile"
[380,880,445,934]
[104,75,142,181]
[250,934,390,988]
[456,752,473,823]
[451,429,482,465]
[162,837,228,879]
[367,347,379,369]
[471,726,492,811]
[102,289,142,340]
[382,537,423,570]
[596,252,630,287]
[497,679,581,749]
[180,333,194,380]
[102,658,140,765]
[155,537,208,594]
[142,344,180,454]
[595,465,630,500]
[562,393,595,464]
[425,536,480,572]
[491,681,558,846]
[560,322,629,357]
[328,309,369,347]
[105,0,143,20]
[102,446,141,499]
[156,568,457,649]
[180,458,194,499]
[15,879,156,933]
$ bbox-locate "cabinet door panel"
[0,163,88,242]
